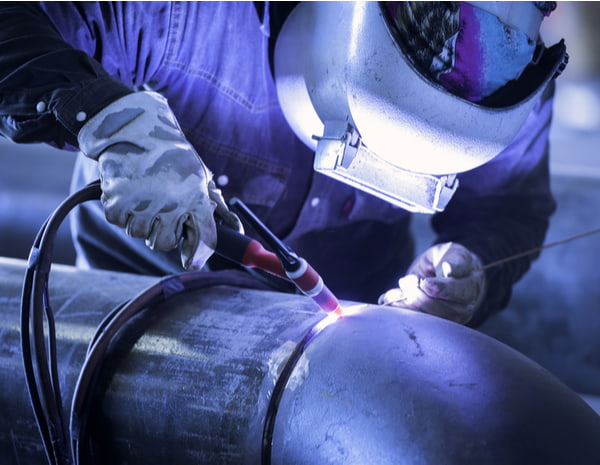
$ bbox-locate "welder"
[0,2,566,326]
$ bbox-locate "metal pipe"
[1,257,600,465]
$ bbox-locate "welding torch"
[213,199,342,315]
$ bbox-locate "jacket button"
[310,197,320,207]
[76,111,87,122]
[36,101,46,112]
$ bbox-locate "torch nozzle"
[228,198,343,314]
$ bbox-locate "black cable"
[21,181,102,465]
[20,180,276,465]
[20,220,54,464]
[70,270,270,464]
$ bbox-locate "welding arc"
[478,227,600,271]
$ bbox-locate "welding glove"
[378,242,485,325]
[78,91,241,270]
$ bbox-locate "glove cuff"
[77,91,175,160]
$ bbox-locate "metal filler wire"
[476,227,600,272]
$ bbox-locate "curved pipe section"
[1,257,599,465]
[270,305,600,464]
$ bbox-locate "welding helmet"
[274,2,568,213]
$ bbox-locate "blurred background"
[0,3,598,409]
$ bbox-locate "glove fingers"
[180,203,218,270]
[101,194,131,228]
[381,243,484,325]
[379,274,481,324]
[180,219,215,270]
[397,276,470,322]
[408,242,481,279]
[378,275,425,308]
[419,275,484,306]
[207,180,243,233]
[145,214,183,251]
[125,212,159,243]
[437,248,476,278]
[378,288,407,306]
[407,256,435,277]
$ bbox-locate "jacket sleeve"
[0,2,132,149]
[431,82,557,327]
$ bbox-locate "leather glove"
[78,91,242,270]
[378,242,486,324]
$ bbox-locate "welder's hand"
[378,242,485,325]
[78,91,242,270]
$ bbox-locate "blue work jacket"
[0,2,557,325]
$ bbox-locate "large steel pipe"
[1,257,600,464]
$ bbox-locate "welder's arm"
[428,85,557,327]
[0,2,132,148]
[379,242,486,325]
[0,2,240,269]
[380,84,555,326]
